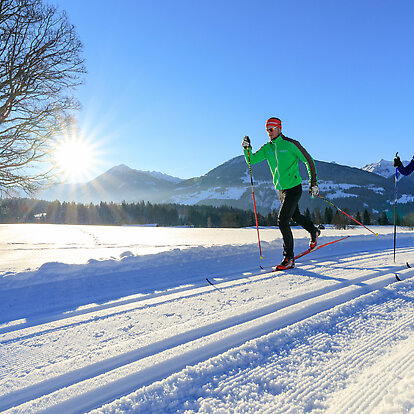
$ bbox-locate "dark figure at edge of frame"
[242,117,320,270]
[394,153,414,176]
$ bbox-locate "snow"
[169,187,247,204]
[144,171,183,184]
[396,194,414,204]
[0,224,413,413]
[362,159,410,179]
[368,184,386,194]
[240,172,270,186]
[318,181,359,199]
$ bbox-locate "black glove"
[393,153,402,168]
[242,136,251,148]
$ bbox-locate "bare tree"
[0,0,86,195]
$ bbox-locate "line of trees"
[0,198,412,228]
[303,207,392,228]
[0,198,264,227]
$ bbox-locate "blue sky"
[53,0,413,181]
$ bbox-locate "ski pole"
[394,158,399,263]
[317,194,379,236]
[246,145,263,262]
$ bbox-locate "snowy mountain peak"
[107,164,133,174]
[361,159,402,178]
[106,164,183,184]
[144,171,184,184]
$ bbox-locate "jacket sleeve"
[290,140,318,187]
[398,158,414,176]
[243,143,269,165]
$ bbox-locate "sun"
[52,136,99,183]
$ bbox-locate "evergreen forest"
[0,198,410,228]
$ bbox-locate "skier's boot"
[273,257,295,271]
[309,228,321,249]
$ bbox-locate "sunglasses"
[266,127,279,132]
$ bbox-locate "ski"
[207,238,408,290]
[207,236,351,288]
[294,235,350,260]
[273,235,351,271]
[206,278,224,293]
[395,262,412,281]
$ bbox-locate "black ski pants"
[277,184,316,259]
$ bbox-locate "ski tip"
[395,274,402,282]
[407,262,411,268]
[206,278,223,293]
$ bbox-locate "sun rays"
[51,119,106,184]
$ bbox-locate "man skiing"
[393,153,414,176]
[242,117,320,270]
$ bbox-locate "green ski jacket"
[244,134,318,191]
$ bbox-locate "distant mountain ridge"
[100,164,183,184]
[361,159,410,178]
[36,158,414,216]
[39,164,183,204]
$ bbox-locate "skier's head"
[266,117,282,140]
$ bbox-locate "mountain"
[38,164,183,204]
[36,159,414,216]
[361,159,411,178]
[144,170,183,184]
[362,159,394,178]
[163,156,414,215]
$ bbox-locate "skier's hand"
[242,136,251,149]
[309,185,319,198]
[393,154,402,168]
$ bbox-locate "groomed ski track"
[1,232,413,413]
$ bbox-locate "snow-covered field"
[0,223,413,413]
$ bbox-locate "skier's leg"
[292,205,316,234]
[277,185,302,259]
[291,195,320,247]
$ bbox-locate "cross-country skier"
[242,117,320,270]
[393,153,414,176]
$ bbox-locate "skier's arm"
[398,157,414,176]
[289,139,318,187]
[243,143,268,165]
